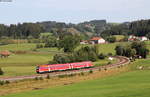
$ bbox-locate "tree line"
[0,23,44,39]
[101,19,150,39]
[0,19,150,40]
[115,42,149,59]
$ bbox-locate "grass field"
[0,43,117,77]
[0,43,36,51]
[2,58,150,97]
[0,42,150,97]
[0,43,59,77]
[0,41,149,77]
[114,35,125,41]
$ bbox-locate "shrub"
[99,68,101,71]
[107,36,116,43]
[108,53,113,56]
[98,53,106,59]
[0,68,4,75]
[0,81,5,85]
[80,72,84,76]
[46,75,51,79]
[89,70,93,74]
[35,77,39,80]
[104,68,107,71]
[36,44,44,48]
[68,73,76,77]
[39,77,43,80]
[107,62,112,65]
[5,80,10,84]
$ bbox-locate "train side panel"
[71,61,93,69]
[49,64,71,71]
[37,61,93,73]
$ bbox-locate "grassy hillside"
[114,35,125,41]
[2,58,150,97]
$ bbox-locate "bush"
[35,77,39,80]
[107,62,112,65]
[0,81,5,85]
[98,53,106,59]
[80,72,84,76]
[39,77,43,80]
[53,54,72,64]
[5,80,10,84]
[0,68,4,75]
[108,53,113,56]
[52,46,99,64]
[107,36,116,43]
[36,44,44,48]
[46,75,51,79]
[44,36,58,48]
[89,70,93,74]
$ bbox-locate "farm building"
[128,35,148,42]
[90,37,106,44]
[139,36,149,41]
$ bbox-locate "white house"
[139,36,148,41]
[128,35,149,42]
[90,37,106,44]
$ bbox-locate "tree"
[115,45,124,56]
[53,54,72,64]
[45,36,58,47]
[115,42,149,58]
[59,35,80,52]
[131,42,149,58]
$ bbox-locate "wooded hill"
[0,19,150,39]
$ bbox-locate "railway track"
[0,56,130,82]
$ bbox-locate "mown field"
[1,58,150,97]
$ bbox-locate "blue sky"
[0,0,150,24]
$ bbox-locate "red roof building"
[90,37,106,44]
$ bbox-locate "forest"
[0,19,150,39]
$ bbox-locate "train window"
[40,67,49,69]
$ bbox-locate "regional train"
[36,61,93,74]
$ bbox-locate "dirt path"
[0,56,130,82]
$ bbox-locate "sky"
[0,0,150,24]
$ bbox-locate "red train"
[36,61,93,73]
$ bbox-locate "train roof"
[38,61,92,67]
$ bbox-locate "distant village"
[80,35,149,45]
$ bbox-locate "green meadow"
[0,42,150,97]
[0,41,149,77]
[2,58,150,97]
[0,43,117,77]
[0,43,58,77]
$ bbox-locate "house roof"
[90,37,103,41]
